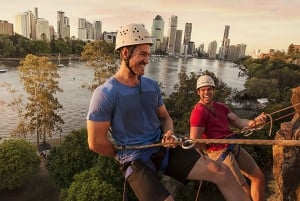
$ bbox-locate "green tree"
[46,128,99,189]
[29,40,51,55]
[64,167,122,201]
[55,39,72,55]
[18,54,64,145]
[81,40,118,91]
[0,35,16,57]
[0,139,40,190]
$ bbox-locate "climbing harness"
[116,103,300,201]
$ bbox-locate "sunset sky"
[1,0,299,55]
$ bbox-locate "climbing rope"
[115,103,300,150]
[115,137,300,150]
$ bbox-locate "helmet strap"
[123,46,137,76]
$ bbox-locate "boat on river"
[57,53,64,67]
[0,67,8,73]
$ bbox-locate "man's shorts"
[165,146,201,183]
[126,147,201,201]
[207,145,259,186]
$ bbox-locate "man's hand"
[161,130,178,148]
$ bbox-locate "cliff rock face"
[273,87,300,201]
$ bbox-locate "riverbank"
[0,55,81,68]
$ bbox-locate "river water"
[0,57,246,142]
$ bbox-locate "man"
[190,74,266,201]
[87,23,250,201]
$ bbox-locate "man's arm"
[190,126,207,152]
[157,104,174,133]
[87,120,116,157]
[228,112,267,129]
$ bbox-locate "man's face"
[128,44,151,76]
[198,86,215,105]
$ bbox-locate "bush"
[64,167,122,201]
[46,128,98,188]
[0,139,40,190]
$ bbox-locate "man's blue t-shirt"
[87,76,164,164]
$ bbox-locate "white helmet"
[196,75,215,89]
[115,23,153,51]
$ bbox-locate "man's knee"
[250,167,265,184]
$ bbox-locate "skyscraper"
[183,22,192,55]
[57,11,70,39]
[151,15,165,52]
[222,25,230,47]
[167,15,178,54]
[15,10,35,39]
[94,20,102,40]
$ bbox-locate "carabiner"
[181,139,195,149]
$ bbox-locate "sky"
[1,0,300,55]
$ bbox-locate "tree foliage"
[243,57,300,102]
[80,40,119,91]
[46,128,99,189]
[0,139,40,190]
[18,54,64,145]
[62,156,126,201]
[64,167,122,201]
[0,34,87,57]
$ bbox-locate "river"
[0,57,246,142]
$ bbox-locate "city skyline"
[1,0,299,55]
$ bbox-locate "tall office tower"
[167,15,178,54]
[57,11,70,39]
[78,18,87,40]
[151,15,165,52]
[183,22,192,55]
[207,40,217,59]
[94,21,102,40]
[0,20,14,35]
[237,43,247,58]
[36,18,50,41]
[174,30,182,54]
[183,23,192,45]
[86,22,94,39]
[34,7,38,19]
[222,25,230,47]
[15,10,35,39]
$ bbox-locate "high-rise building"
[36,18,50,41]
[222,25,230,47]
[77,18,102,41]
[57,11,70,39]
[0,20,13,35]
[183,23,192,45]
[167,15,178,54]
[151,15,165,52]
[174,30,182,54]
[78,18,86,40]
[183,23,192,55]
[208,40,217,59]
[15,10,35,39]
[86,21,93,39]
[94,21,102,40]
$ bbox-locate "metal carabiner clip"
[181,139,195,149]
